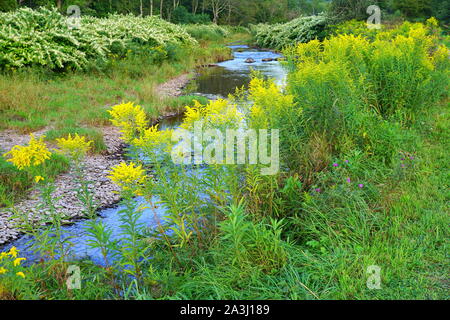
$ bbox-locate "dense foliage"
[329,0,450,24]
[1,1,447,27]
[1,18,447,299]
[251,15,329,49]
[0,7,196,70]
[0,0,332,25]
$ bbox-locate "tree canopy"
[1,0,447,25]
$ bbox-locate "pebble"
[0,74,188,246]
[0,126,124,245]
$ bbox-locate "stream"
[1,45,287,265]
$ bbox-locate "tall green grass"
[0,40,232,133]
[0,153,69,207]
[0,19,448,300]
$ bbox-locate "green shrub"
[172,6,210,25]
[0,0,16,12]
[328,19,383,40]
[219,203,288,274]
[288,60,360,141]
[185,24,230,41]
[0,7,196,71]
[251,15,329,50]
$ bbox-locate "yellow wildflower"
[108,102,148,142]
[0,267,7,274]
[248,76,296,127]
[13,258,26,267]
[3,135,51,170]
[426,17,439,29]
[181,99,243,130]
[16,272,25,278]
[8,247,18,258]
[56,133,93,159]
[132,125,173,149]
[107,162,146,192]
[34,175,45,183]
[181,103,203,129]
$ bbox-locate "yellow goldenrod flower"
[56,133,93,159]
[247,77,296,129]
[181,99,243,130]
[108,102,148,142]
[426,17,439,29]
[107,162,146,193]
[8,247,18,258]
[34,175,45,183]
[181,104,203,129]
[0,252,7,260]
[3,135,51,170]
[13,257,26,267]
[132,125,173,148]
[16,272,25,278]
[0,267,7,274]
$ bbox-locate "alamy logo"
[66,265,81,290]
[67,5,81,30]
[171,121,279,175]
[367,5,382,29]
[366,265,381,290]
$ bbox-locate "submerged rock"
[245,58,255,63]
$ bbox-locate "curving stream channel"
[1,45,287,265]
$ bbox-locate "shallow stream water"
[2,44,287,265]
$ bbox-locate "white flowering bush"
[0,7,196,70]
[184,24,231,41]
[251,15,328,50]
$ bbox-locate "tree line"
[0,0,448,25]
[329,0,449,25]
[0,0,331,24]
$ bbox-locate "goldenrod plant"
[0,15,448,300]
[2,133,95,263]
[0,247,34,299]
[57,133,97,218]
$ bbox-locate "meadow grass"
[0,153,69,207]
[0,20,447,301]
[0,35,239,209]
[0,39,234,133]
[117,100,448,300]
[285,101,449,299]
[9,93,447,301]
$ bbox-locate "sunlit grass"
[0,41,232,133]
[0,152,69,207]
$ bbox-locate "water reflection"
[190,45,287,99]
[1,44,287,264]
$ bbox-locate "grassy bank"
[0,13,448,300]
[0,9,249,133]
[0,15,248,207]
[3,99,447,300]
[0,36,234,206]
[0,41,232,133]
